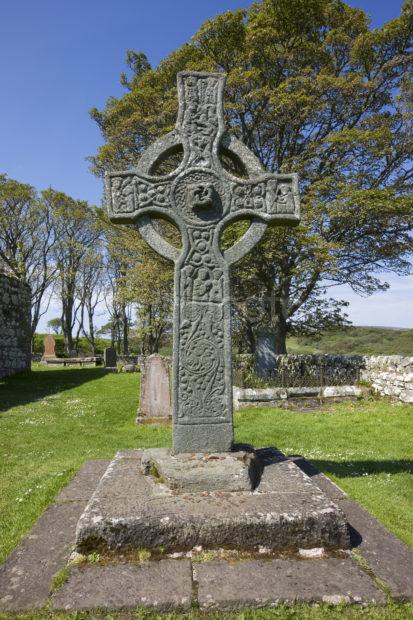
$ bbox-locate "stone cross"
[106,71,300,453]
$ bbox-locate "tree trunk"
[274,318,288,354]
[121,303,129,355]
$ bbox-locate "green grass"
[0,366,412,618]
[0,605,412,620]
[287,326,413,356]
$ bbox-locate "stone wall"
[361,356,413,404]
[234,353,413,404]
[234,353,363,387]
[0,272,31,378]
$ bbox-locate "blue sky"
[0,0,411,330]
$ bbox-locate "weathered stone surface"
[195,558,386,608]
[141,448,262,492]
[361,355,413,404]
[52,561,193,612]
[0,461,108,612]
[293,456,413,601]
[76,449,348,553]
[138,354,171,420]
[0,272,31,379]
[340,499,413,601]
[56,460,110,503]
[255,330,277,376]
[106,71,300,453]
[233,385,361,409]
[0,503,82,611]
[290,456,348,501]
[42,334,56,359]
[321,385,362,398]
[103,346,117,368]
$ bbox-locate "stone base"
[75,449,349,553]
[173,422,233,453]
[141,448,262,492]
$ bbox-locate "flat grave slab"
[76,449,349,552]
[51,560,193,612]
[0,460,109,612]
[195,557,386,609]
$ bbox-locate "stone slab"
[293,456,413,601]
[340,499,413,601]
[0,460,108,612]
[141,448,262,492]
[76,449,349,552]
[195,558,386,609]
[0,502,83,611]
[51,560,192,612]
[56,460,110,502]
[290,456,348,501]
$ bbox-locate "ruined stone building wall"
[0,272,31,378]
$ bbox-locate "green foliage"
[32,334,111,356]
[288,326,413,356]
[50,566,70,593]
[90,0,413,353]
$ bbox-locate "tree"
[47,317,62,334]
[0,174,56,336]
[102,216,174,354]
[44,189,101,355]
[90,0,413,353]
[74,247,106,354]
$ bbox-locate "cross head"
[106,71,300,453]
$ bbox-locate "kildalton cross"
[106,72,300,453]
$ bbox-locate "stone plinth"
[141,448,262,492]
[75,449,349,553]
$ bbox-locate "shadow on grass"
[308,459,413,477]
[0,367,109,413]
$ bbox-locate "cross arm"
[105,171,174,224]
[227,173,300,225]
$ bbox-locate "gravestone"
[106,71,300,453]
[255,331,277,377]
[42,334,56,359]
[138,354,171,421]
[104,346,117,368]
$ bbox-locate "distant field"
[287,326,413,356]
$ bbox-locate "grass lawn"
[0,365,412,618]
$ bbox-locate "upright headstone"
[255,331,277,377]
[106,71,300,453]
[104,346,117,368]
[42,334,56,360]
[138,354,171,421]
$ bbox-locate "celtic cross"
[106,72,300,453]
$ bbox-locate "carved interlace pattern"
[181,75,220,169]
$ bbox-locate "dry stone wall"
[361,356,413,404]
[0,272,31,378]
[234,353,413,405]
